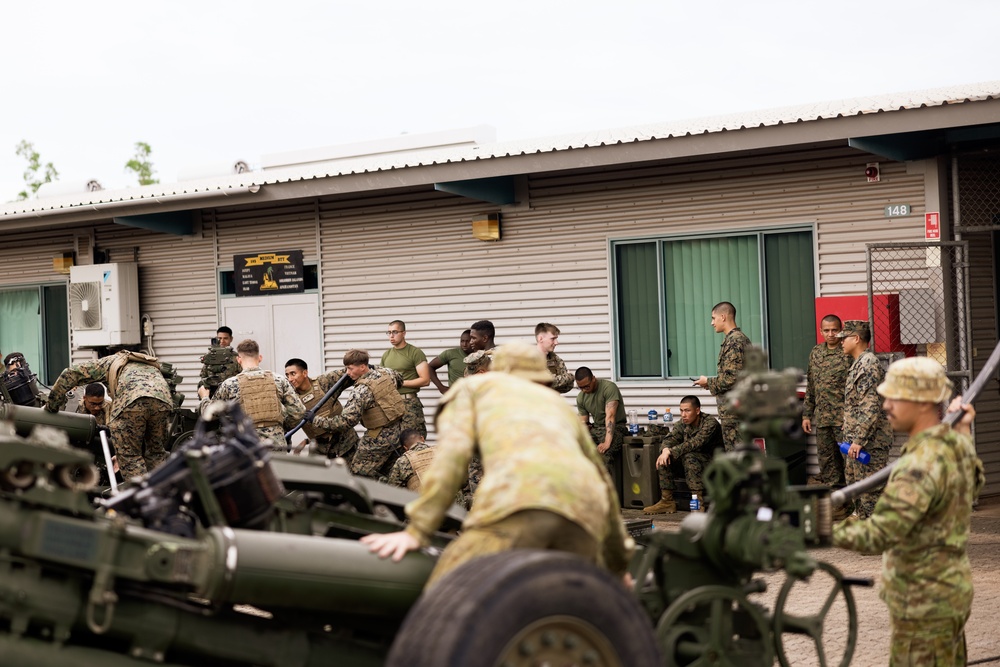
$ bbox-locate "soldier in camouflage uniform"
[45,351,172,480]
[307,349,405,479]
[197,326,240,398]
[802,314,850,489]
[382,429,436,490]
[284,358,359,463]
[834,357,983,666]
[361,341,633,588]
[574,366,628,475]
[696,302,752,452]
[75,382,110,427]
[201,339,304,452]
[838,320,894,519]
[535,322,574,393]
[643,396,723,514]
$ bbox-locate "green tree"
[124,141,159,186]
[15,140,59,200]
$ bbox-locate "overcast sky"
[2,0,998,200]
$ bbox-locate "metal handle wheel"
[773,561,857,667]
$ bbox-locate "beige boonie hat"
[491,340,553,384]
[877,356,952,402]
[836,320,871,339]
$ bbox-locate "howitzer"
[631,349,869,667]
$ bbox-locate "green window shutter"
[615,242,661,377]
[764,231,817,370]
[663,236,762,377]
[0,289,43,374]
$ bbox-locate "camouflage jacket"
[842,350,892,449]
[833,424,985,619]
[75,400,110,427]
[383,441,432,488]
[211,368,305,443]
[661,414,723,459]
[802,343,850,428]
[546,352,574,394]
[705,328,751,415]
[312,366,403,432]
[282,370,350,437]
[46,356,171,421]
[404,373,634,576]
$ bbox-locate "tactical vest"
[403,446,436,491]
[236,372,283,428]
[299,383,344,440]
[357,373,404,429]
[107,350,161,399]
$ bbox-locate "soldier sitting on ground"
[643,395,723,514]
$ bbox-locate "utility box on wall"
[813,295,917,356]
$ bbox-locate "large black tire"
[386,550,660,667]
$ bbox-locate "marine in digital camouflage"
[212,368,305,452]
[75,399,110,427]
[46,355,173,479]
[705,327,751,452]
[803,343,850,487]
[197,344,240,397]
[312,366,405,479]
[842,349,893,518]
[546,352,574,394]
[400,395,427,439]
[589,423,628,472]
[834,424,984,665]
[656,413,722,493]
[284,369,359,462]
[382,441,439,492]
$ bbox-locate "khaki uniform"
[46,356,172,480]
[285,371,359,463]
[705,327,752,451]
[405,372,633,587]
[656,414,723,493]
[834,424,984,666]
[803,343,850,487]
[313,366,405,479]
[842,350,893,518]
[212,368,305,451]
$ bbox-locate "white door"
[220,293,322,375]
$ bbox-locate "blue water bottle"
[628,410,639,435]
[839,442,871,465]
[647,409,658,423]
[689,495,700,512]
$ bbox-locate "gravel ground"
[624,496,1000,666]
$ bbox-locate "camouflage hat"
[877,356,953,403]
[463,349,493,375]
[835,320,870,339]
[491,340,552,384]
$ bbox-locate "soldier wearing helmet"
[834,356,983,666]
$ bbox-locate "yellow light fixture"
[53,252,74,274]
[472,213,501,242]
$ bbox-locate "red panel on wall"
[813,295,917,356]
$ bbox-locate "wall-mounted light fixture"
[53,252,74,274]
[472,213,501,242]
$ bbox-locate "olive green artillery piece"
[630,348,870,667]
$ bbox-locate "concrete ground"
[624,496,1000,666]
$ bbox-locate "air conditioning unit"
[69,263,140,347]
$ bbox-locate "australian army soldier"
[802,314,850,492]
[307,349,406,479]
[46,350,172,480]
[201,339,304,452]
[695,301,752,452]
[643,395,723,514]
[283,358,359,462]
[839,320,893,519]
[834,357,982,665]
[198,326,240,398]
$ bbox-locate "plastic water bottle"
[628,409,639,435]
[839,442,871,465]
[689,495,700,512]
[664,408,673,423]
[647,409,658,423]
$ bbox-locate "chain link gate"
[866,241,971,395]
[955,153,1000,233]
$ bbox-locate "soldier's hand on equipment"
[303,409,317,423]
[197,386,210,400]
[361,530,420,562]
[43,403,58,414]
[948,395,976,435]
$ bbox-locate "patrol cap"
[877,356,952,403]
[835,320,870,339]
[491,340,552,384]
[463,349,493,375]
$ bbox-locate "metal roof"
[4,80,1000,221]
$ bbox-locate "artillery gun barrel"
[0,404,98,446]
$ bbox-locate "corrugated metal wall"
[966,232,1000,496]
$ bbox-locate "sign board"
[233,250,305,297]
[925,212,941,240]
[883,204,911,217]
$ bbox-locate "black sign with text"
[234,250,305,296]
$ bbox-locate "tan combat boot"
[643,491,677,514]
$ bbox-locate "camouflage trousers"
[720,417,741,453]
[313,426,360,466]
[426,509,599,588]
[844,440,891,519]
[590,423,626,472]
[890,615,968,667]
[657,451,710,493]
[815,426,845,488]
[256,425,288,453]
[350,420,404,479]
[401,394,427,438]
[460,455,484,509]
[110,397,171,481]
